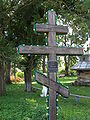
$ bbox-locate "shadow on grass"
[0,79,90,120]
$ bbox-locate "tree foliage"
[0,0,89,77]
[0,0,89,61]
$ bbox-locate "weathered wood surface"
[78,71,90,80]
[18,11,69,120]
[36,23,68,34]
[72,80,90,86]
[47,11,57,120]
[78,71,90,75]
[18,10,84,120]
[79,80,90,83]
[78,76,90,80]
[73,70,90,86]
[36,72,69,98]
[19,46,83,55]
[56,47,83,55]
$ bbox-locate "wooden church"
[71,49,90,86]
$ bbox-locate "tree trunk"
[64,35,69,76]
[6,62,11,84]
[14,63,16,84]
[26,68,32,92]
[0,62,6,96]
[42,55,46,73]
[64,56,69,76]
[24,57,33,92]
[24,70,27,91]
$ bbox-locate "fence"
[57,94,90,120]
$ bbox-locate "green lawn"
[0,77,90,120]
[58,77,90,120]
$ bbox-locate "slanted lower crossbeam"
[36,72,69,98]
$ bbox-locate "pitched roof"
[71,61,90,70]
[71,47,90,70]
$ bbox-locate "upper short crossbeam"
[36,23,68,34]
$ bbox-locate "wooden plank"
[36,23,68,34]
[48,11,57,120]
[19,46,83,55]
[56,47,83,55]
[36,72,69,98]
[79,80,90,83]
[78,75,90,79]
[79,72,90,77]
[19,46,49,54]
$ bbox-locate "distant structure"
[71,46,90,86]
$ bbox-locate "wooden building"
[71,51,90,86]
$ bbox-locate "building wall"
[77,70,90,86]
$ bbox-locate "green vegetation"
[0,84,46,120]
[0,77,90,120]
[16,72,24,78]
[0,1,90,119]
[58,77,90,120]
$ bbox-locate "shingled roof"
[71,48,90,70]
[71,61,90,70]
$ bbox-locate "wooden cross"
[19,10,83,120]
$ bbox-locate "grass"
[0,76,90,120]
[58,77,90,120]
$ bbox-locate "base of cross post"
[49,89,57,120]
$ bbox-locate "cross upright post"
[36,11,68,120]
[48,11,57,120]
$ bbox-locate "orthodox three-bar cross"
[19,11,83,120]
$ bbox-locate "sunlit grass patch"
[0,76,90,120]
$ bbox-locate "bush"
[16,72,24,78]
[60,69,65,74]
[10,76,24,82]
[58,69,77,77]
[69,70,77,76]
[30,106,46,120]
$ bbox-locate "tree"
[5,62,11,84]
[0,61,5,95]
[12,0,90,79]
[7,0,46,92]
[0,0,20,95]
[0,0,90,94]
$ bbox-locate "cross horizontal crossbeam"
[35,72,69,98]
[19,45,83,55]
[36,23,68,34]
